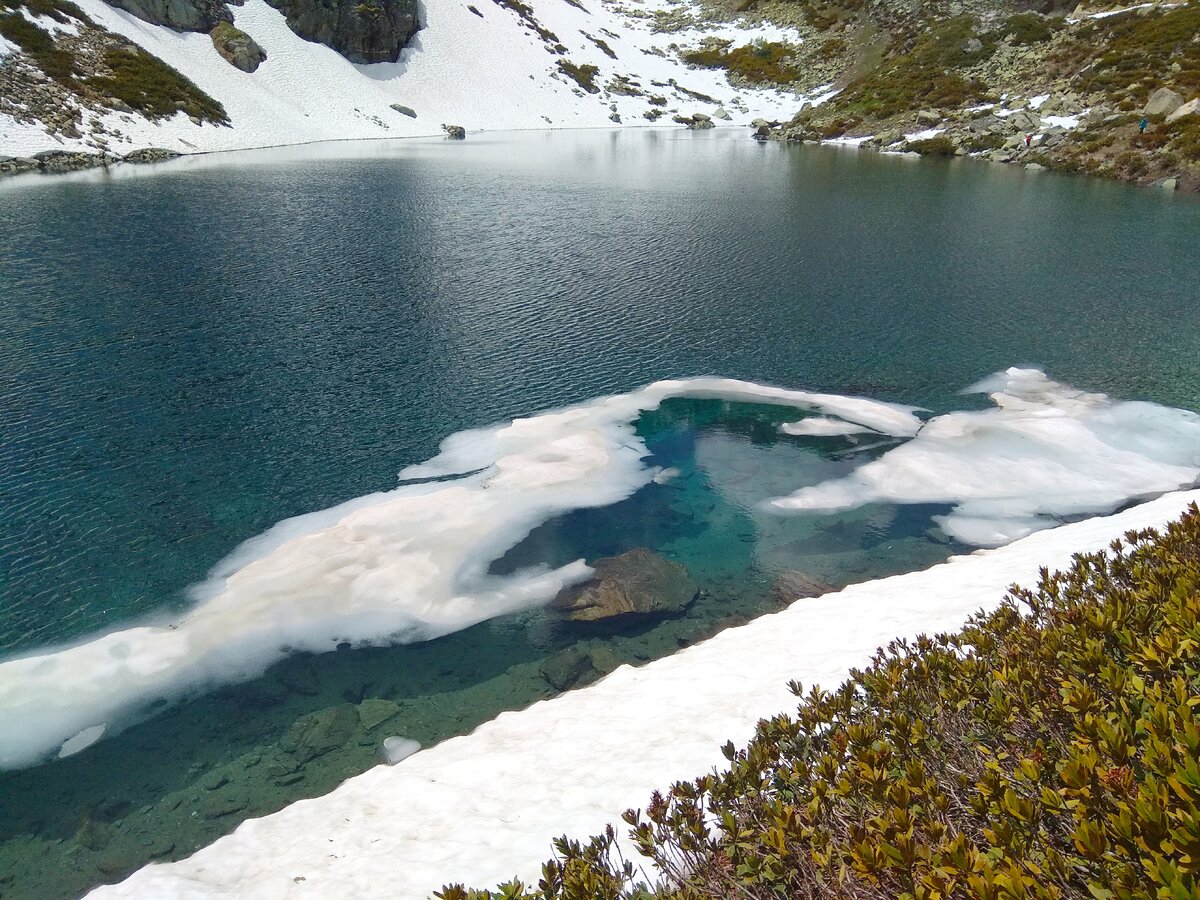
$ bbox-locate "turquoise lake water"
[1,130,1199,897]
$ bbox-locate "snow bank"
[91,487,1200,899]
[773,368,1200,546]
[1,0,817,156]
[0,377,917,771]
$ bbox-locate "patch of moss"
[89,46,227,122]
[963,131,1005,152]
[682,39,803,85]
[448,503,1200,899]
[556,59,599,93]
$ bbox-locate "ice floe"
[2,370,1195,772]
[773,368,1200,545]
[0,377,918,770]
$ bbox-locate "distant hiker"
[1139,117,1149,134]
[1024,133,1032,147]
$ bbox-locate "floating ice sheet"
[2,370,1196,770]
[0,377,918,770]
[773,368,1200,545]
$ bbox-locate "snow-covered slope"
[1,0,815,156]
[90,488,1200,899]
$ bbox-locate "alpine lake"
[1,129,1198,898]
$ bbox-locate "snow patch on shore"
[90,488,1200,899]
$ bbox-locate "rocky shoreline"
[751,82,1199,194]
[0,146,179,176]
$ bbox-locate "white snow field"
[0,0,813,156]
[90,486,1200,899]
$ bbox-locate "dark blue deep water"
[0,130,1198,897]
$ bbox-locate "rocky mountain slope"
[0,0,818,169]
[704,0,1200,189]
[1,0,1196,188]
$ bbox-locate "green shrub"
[907,134,958,156]
[89,46,227,122]
[963,131,1005,152]
[0,13,80,85]
[556,59,599,93]
[448,503,1200,899]
[0,0,90,24]
[682,39,803,85]
[1000,12,1060,45]
[1073,4,1200,98]
[833,17,997,120]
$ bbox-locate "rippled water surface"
[1,130,1199,897]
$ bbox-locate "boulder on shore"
[442,123,466,139]
[551,549,698,623]
[1144,87,1185,117]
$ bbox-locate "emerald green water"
[0,130,1198,897]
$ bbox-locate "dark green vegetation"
[557,59,599,92]
[0,11,81,83]
[90,47,227,121]
[1068,3,1200,100]
[682,39,802,84]
[835,16,996,120]
[0,0,90,85]
[0,0,227,123]
[446,504,1200,898]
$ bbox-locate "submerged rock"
[551,548,698,623]
[538,647,597,690]
[771,570,835,606]
[357,698,401,731]
[210,22,267,73]
[280,704,357,763]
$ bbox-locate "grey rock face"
[123,147,182,163]
[0,156,40,176]
[104,0,231,32]
[1166,98,1199,123]
[390,102,417,117]
[264,0,419,64]
[1144,86,1184,117]
[551,548,698,623]
[210,22,266,72]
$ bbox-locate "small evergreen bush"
[445,503,1200,899]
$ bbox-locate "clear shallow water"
[1,130,1199,897]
